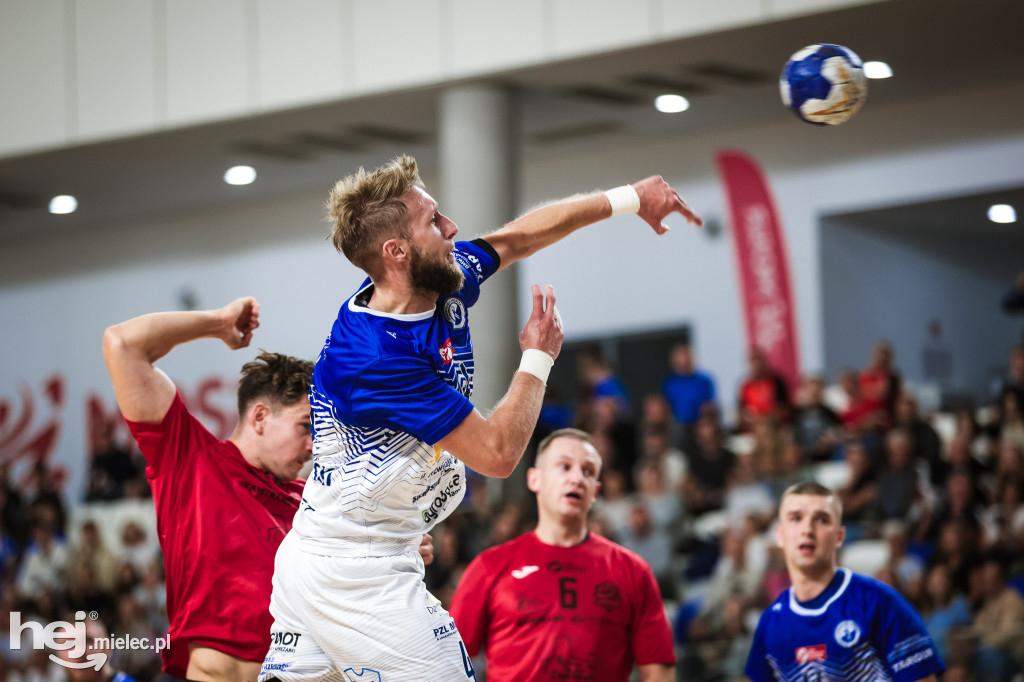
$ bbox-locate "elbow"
[101,325,126,363]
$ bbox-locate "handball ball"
[780,44,868,125]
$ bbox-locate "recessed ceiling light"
[49,195,78,214]
[224,165,257,186]
[654,94,690,113]
[864,61,893,79]
[988,204,1017,224]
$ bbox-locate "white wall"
[0,0,887,158]
[2,78,1023,502]
[820,218,1019,398]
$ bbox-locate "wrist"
[518,349,554,384]
[604,185,641,217]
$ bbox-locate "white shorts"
[258,531,476,682]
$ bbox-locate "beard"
[409,245,465,296]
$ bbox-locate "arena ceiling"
[0,0,1021,246]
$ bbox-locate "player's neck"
[369,278,437,315]
[789,564,838,602]
[535,518,588,547]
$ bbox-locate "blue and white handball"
[780,44,868,125]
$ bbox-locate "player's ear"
[527,467,541,493]
[836,524,846,549]
[250,402,270,435]
[775,521,784,548]
[382,238,408,263]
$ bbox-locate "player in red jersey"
[450,428,675,682]
[103,297,315,682]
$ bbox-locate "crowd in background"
[1,339,1023,681]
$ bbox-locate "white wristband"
[518,349,554,384]
[604,185,641,216]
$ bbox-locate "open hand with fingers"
[519,284,563,361]
[633,175,703,235]
[218,297,260,349]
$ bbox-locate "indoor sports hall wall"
[2,76,1022,501]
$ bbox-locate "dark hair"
[781,480,843,518]
[236,351,313,417]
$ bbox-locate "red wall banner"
[716,149,801,390]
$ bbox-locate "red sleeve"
[124,392,216,479]
[450,553,493,658]
[629,556,676,666]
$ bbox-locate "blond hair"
[327,155,424,276]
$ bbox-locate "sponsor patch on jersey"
[893,648,934,672]
[443,297,467,329]
[834,620,862,648]
[594,581,622,612]
[440,338,454,364]
[512,565,539,579]
[795,644,827,663]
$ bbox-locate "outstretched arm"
[438,284,562,477]
[638,663,674,682]
[102,297,260,423]
[484,175,702,272]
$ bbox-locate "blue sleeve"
[744,612,775,682]
[453,238,500,308]
[350,355,475,445]
[875,585,945,682]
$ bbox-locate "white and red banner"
[716,149,801,389]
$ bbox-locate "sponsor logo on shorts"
[421,474,461,523]
[892,648,934,672]
[261,657,291,674]
[795,644,827,663]
[593,582,622,612]
[270,631,302,648]
[512,565,539,579]
[433,619,458,641]
[834,620,861,648]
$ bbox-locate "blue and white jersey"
[746,568,944,682]
[293,239,500,557]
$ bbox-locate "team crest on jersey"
[834,620,862,648]
[594,581,622,612]
[440,338,454,364]
[444,297,467,329]
[795,644,827,663]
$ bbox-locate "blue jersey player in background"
[259,155,703,682]
[746,481,944,682]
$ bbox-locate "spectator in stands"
[882,520,925,591]
[0,503,19,583]
[991,441,1023,495]
[920,563,972,664]
[591,469,632,538]
[114,593,162,680]
[67,560,115,626]
[15,515,68,600]
[836,439,877,535]
[639,392,684,453]
[824,367,856,414]
[838,365,883,436]
[970,556,1024,681]
[86,421,139,502]
[634,457,682,532]
[134,559,168,635]
[578,346,631,418]
[871,428,922,523]
[722,454,774,533]
[979,478,1024,557]
[636,427,687,494]
[580,395,639,491]
[992,345,1024,401]
[896,392,946,487]
[791,373,841,462]
[859,340,902,426]
[661,342,716,434]
[770,438,815,499]
[737,347,792,430]
[116,520,156,576]
[617,501,675,599]
[69,520,118,592]
[681,414,736,515]
[54,614,142,682]
[929,521,979,596]
[996,387,1024,451]
[700,528,764,620]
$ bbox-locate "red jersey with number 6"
[450,531,674,682]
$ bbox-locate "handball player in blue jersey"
[746,481,944,682]
[259,155,701,682]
